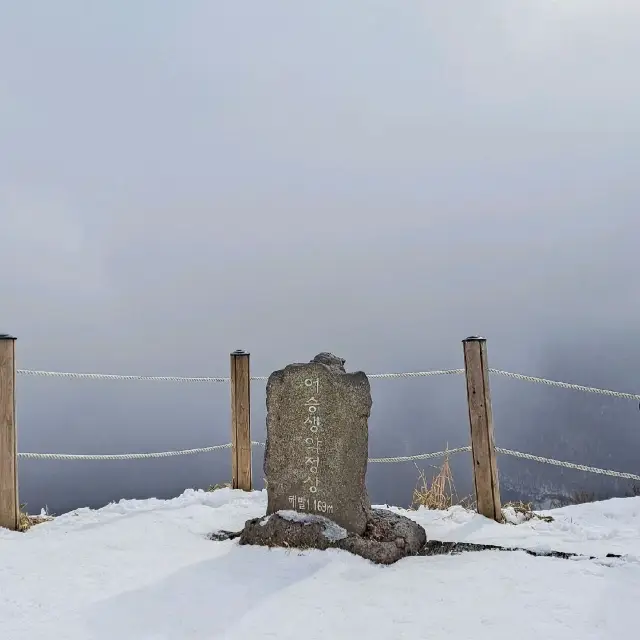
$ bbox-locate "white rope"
[251,370,465,381]
[18,443,234,460]
[15,441,640,482]
[367,369,465,379]
[16,368,464,382]
[489,369,640,401]
[368,446,471,463]
[16,442,468,463]
[250,440,467,463]
[17,366,640,402]
[17,441,269,461]
[496,447,640,481]
[16,369,230,383]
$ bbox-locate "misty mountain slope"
[490,336,640,507]
[2,489,639,639]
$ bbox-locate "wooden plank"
[230,352,238,488]
[0,334,18,531]
[463,336,502,522]
[230,350,252,491]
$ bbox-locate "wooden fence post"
[463,336,502,522]
[0,334,18,531]
[230,350,252,491]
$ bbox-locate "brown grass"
[206,482,232,492]
[18,504,54,532]
[411,451,473,511]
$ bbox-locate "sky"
[2,0,640,514]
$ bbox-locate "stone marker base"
[419,540,623,562]
[237,508,427,565]
[210,519,625,565]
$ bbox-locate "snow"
[1,489,638,639]
[276,509,348,541]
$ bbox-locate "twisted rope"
[16,370,230,383]
[496,447,640,481]
[16,442,466,463]
[17,366,640,401]
[17,443,235,461]
[16,441,640,481]
[368,446,471,463]
[367,369,465,379]
[489,369,640,401]
[16,369,464,382]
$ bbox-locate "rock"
[230,352,427,563]
[264,352,372,534]
[238,508,427,565]
[207,530,242,542]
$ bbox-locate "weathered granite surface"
[238,508,428,565]
[264,353,372,534]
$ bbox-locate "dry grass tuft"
[18,504,54,532]
[207,482,232,492]
[411,451,473,511]
[502,500,553,524]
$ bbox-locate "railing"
[1,335,639,530]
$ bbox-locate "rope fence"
[495,448,640,482]
[12,363,640,473]
[2,337,639,530]
[15,442,640,482]
[14,368,466,382]
[16,366,640,401]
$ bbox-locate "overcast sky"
[2,1,640,513]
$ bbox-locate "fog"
[2,1,640,514]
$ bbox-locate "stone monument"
[263,352,371,534]
[235,353,427,564]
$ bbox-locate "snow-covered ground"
[1,489,639,639]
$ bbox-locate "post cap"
[463,335,486,342]
[231,349,249,356]
[0,334,16,340]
